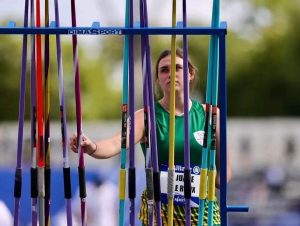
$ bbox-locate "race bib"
[160,164,201,207]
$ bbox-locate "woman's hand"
[69,133,97,156]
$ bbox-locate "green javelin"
[198,0,220,225]
[118,0,129,225]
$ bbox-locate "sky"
[0,0,270,90]
[0,0,256,28]
[0,0,212,25]
[0,0,272,39]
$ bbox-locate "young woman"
[69,48,231,225]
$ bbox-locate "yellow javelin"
[167,0,177,225]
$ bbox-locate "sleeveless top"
[154,100,205,166]
[139,100,221,225]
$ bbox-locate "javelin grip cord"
[63,167,72,199]
[128,167,136,199]
[78,167,86,199]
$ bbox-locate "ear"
[189,71,195,81]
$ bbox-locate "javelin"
[70,0,87,225]
[127,0,137,225]
[118,0,129,225]
[139,0,154,224]
[43,0,51,225]
[197,0,220,225]
[35,0,46,225]
[207,0,220,225]
[13,0,29,225]
[182,0,192,225]
[29,0,38,225]
[54,0,73,225]
[167,0,177,225]
[140,1,163,225]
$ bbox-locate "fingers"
[69,133,78,153]
[81,134,91,147]
[69,133,93,154]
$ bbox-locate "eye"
[176,64,183,71]
[159,67,169,74]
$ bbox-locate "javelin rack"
[0,20,249,226]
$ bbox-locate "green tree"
[226,0,300,116]
[1,0,300,120]
[0,35,23,120]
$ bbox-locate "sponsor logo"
[68,28,122,35]
[192,166,201,175]
[193,130,204,146]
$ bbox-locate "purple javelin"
[29,0,38,225]
[54,0,73,225]
[182,0,192,225]
[128,0,136,225]
[139,0,154,225]
[141,0,163,225]
[13,0,29,226]
[70,1,87,225]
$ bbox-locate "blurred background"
[0,0,299,225]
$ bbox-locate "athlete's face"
[157,55,194,94]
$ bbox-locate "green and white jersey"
[139,100,220,226]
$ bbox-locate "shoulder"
[134,109,144,122]
[135,108,144,115]
[154,101,163,112]
[190,99,204,112]
[190,100,206,122]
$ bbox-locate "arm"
[69,109,145,159]
[215,107,232,189]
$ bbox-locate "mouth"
[166,80,179,85]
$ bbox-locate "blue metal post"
[218,22,228,226]
[219,22,249,225]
